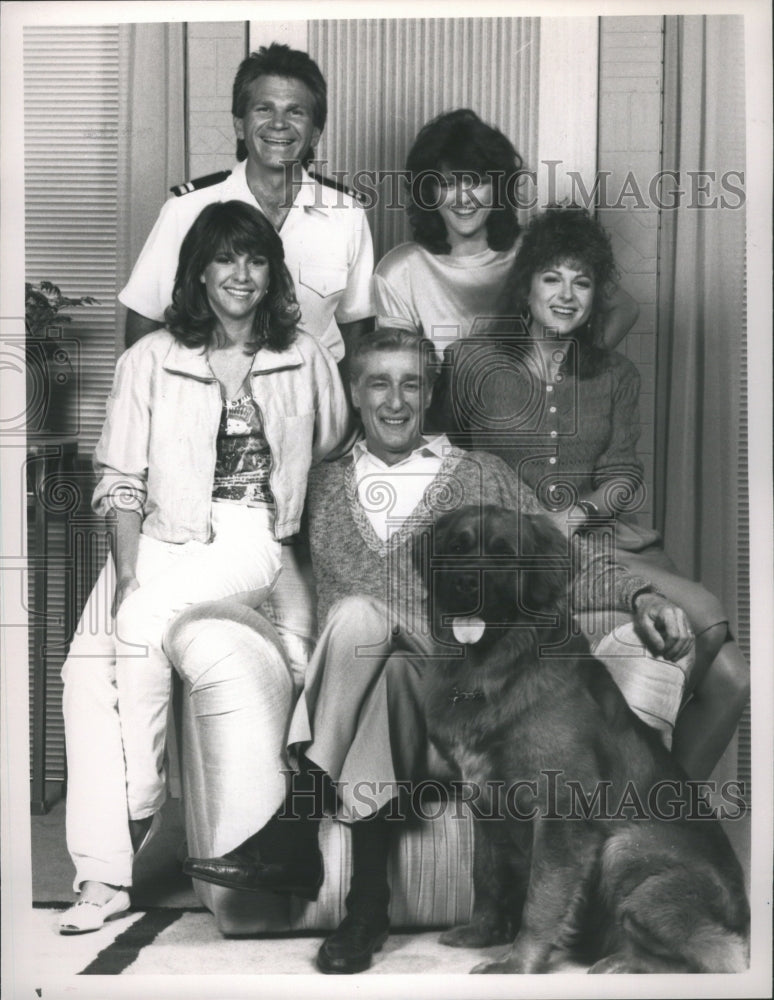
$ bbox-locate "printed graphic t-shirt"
[211,394,274,506]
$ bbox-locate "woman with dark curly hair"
[455,207,749,780]
[58,200,349,934]
[374,110,639,360]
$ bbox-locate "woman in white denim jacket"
[59,201,350,933]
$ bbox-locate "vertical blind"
[308,17,540,265]
[24,23,121,782]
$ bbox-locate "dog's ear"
[419,506,481,579]
[516,513,571,612]
[517,512,568,556]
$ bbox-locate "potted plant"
[25,281,98,433]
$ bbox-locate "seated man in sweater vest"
[185,328,694,974]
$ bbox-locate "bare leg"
[78,880,124,904]
[672,627,750,780]
[609,557,750,780]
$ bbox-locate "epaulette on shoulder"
[308,170,367,206]
[170,170,232,197]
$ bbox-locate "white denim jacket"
[92,329,350,541]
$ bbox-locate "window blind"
[24,23,120,458]
[24,23,120,784]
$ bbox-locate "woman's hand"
[632,592,694,662]
[112,575,140,618]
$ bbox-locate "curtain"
[116,23,186,326]
[656,16,748,788]
[309,18,540,265]
[656,15,747,631]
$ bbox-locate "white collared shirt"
[119,161,374,361]
[353,435,451,541]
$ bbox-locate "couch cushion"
[209,808,476,935]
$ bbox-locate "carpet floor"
[31,796,521,977]
[30,792,754,980]
[32,905,551,977]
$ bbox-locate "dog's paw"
[588,952,638,974]
[470,936,550,974]
[440,921,511,949]
[470,957,525,974]
[471,959,507,974]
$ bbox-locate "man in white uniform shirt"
[120,42,373,361]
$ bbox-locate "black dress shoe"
[183,847,324,901]
[316,913,390,974]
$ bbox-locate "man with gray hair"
[186,328,693,974]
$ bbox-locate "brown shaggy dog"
[422,505,749,974]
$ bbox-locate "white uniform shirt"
[352,434,450,541]
[119,161,374,361]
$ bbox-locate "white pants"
[61,502,281,891]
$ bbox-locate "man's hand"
[632,591,694,662]
[112,575,140,618]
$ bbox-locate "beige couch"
[165,593,689,936]
[165,599,476,936]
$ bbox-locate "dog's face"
[423,505,570,643]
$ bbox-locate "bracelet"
[630,587,668,612]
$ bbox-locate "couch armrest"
[592,621,693,748]
[165,600,296,923]
[165,599,477,935]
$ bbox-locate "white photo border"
[1,2,771,998]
